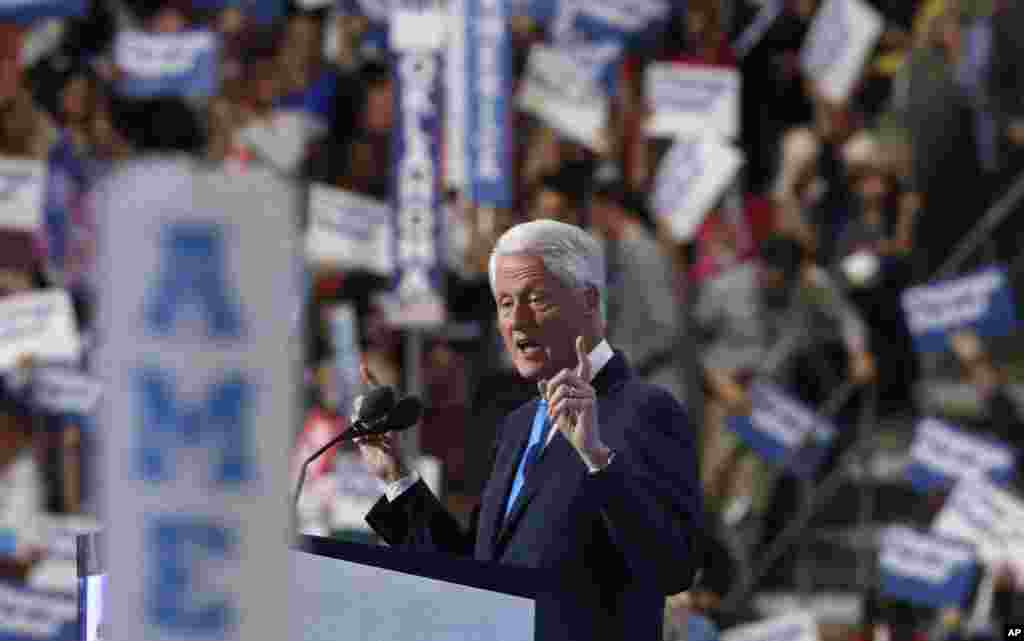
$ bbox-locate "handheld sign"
[549,0,669,48]
[651,134,744,243]
[114,29,220,99]
[0,582,78,641]
[0,289,81,372]
[32,365,103,417]
[906,417,1016,493]
[721,612,818,641]
[645,64,741,141]
[878,526,978,609]
[0,156,46,233]
[800,0,882,104]
[727,381,837,480]
[517,44,612,153]
[0,0,85,23]
[305,184,395,276]
[932,479,1024,568]
[446,0,470,190]
[901,266,1019,354]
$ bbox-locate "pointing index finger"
[575,336,590,381]
[359,355,380,389]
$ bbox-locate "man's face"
[494,254,592,381]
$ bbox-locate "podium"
[292,535,557,641]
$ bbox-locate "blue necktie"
[504,399,551,519]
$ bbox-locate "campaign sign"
[96,161,297,641]
[800,0,882,103]
[115,30,220,99]
[0,290,80,372]
[645,64,741,141]
[0,0,85,23]
[446,0,469,190]
[0,157,46,233]
[932,479,1024,566]
[549,0,669,48]
[651,134,744,243]
[517,44,612,153]
[305,184,394,276]
[327,304,361,418]
[465,0,514,208]
[901,266,1019,354]
[878,526,978,609]
[390,8,447,327]
[906,417,1015,493]
[727,381,837,480]
[0,582,78,641]
[721,612,818,641]
[31,366,102,418]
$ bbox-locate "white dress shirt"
[383,339,616,501]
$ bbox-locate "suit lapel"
[491,351,634,555]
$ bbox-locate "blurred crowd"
[2,0,1024,638]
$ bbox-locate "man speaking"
[354,220,703,640]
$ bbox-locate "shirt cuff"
[586,450,616,475]
[383,471,421,502]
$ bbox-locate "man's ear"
[583,285,601,318]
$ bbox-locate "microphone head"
[358,386,396,421]
[383,396,423,432]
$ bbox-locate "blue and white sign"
[0,290,80,372]
[549,0,669,48]
[115,30,220,99]
[465,0,513,208]
[727,381,837,480]
[645,64,741,141]
[0,156,46,233]
[720,612,818,641]
[96,160,297,641]
[932,479,1024,566]
[0,582,78,641]
[0,0,85,23]
[327,304,361,417]
[32,366,102,418]
[879,526,978,609]
[651,134,744,243]
[389,8,447,327]
[906,417,1015,493]
[305,184,395,276]
[901,266,1020,354]
[446,0,469,190]
[517,44,612,153]
[800,0,882,103]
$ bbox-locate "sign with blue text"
[0,0,85,23]
[0,157,45,232]
[727,381,837,479]
[115,30,220,99]
[902,266,1020,354]
[389,7,447,327]
[0,289,80,372]
[800,0,882,103]
[906,417,1015,493]
[465,0,513,208]
[721,612,818,641]
[548,0,669,48]
[651,134,744,243]
[96,159,297,641]
[932,479,1024,568]
[645,64,741,141]
[879,526,978,609]
[305,184,395,276]
[0,582,78,641]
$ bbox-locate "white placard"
[391,8,445,52]
[645,64,741,140]
[933,479,1024,574]
[115,29,216,77]
[445,0,469,189]
[305,184,395,276]
[651,134,744,242]
[0,289,81,371]
[0,156,45,232]
[722,612,819,641]
[97,159,297,641]
[517,44,610,153]
[800,0,883,103]
[33,365,103,415]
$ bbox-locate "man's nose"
[509,299,534,328]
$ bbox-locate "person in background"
[588,162,687,403]
[530,164,591,228]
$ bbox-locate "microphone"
[292,387,423,522]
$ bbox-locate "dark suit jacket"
[366,350,704,641]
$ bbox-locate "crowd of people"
[1,0,1024,638]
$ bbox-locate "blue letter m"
[134,367,256,486]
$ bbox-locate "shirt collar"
[587,338,614,382]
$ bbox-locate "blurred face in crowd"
[0,55,17,107]
[248,59,281,111]
[148,6,188,33]
[61,74,92,125]
[285,14,320,65]
[494,254,596,381]
[364,79,393,134]
[852,165,889,209]
[532,188,580,227]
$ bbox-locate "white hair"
[488,220,606,317]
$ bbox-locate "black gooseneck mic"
[292,386,423,519]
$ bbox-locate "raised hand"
[352,359,409,484]
[546,336,610,469]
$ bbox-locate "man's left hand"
[546,336,611,470]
